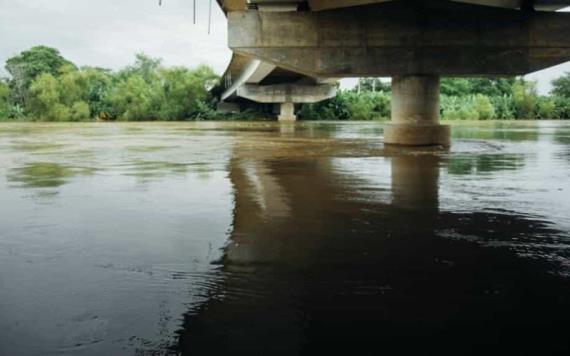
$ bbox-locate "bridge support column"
[278,102,296,122]
[384,75,450,146]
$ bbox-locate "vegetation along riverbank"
[2,46,570,122]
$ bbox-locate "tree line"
[299,77,570,120]
[2,46,570,121]
[0,46,218,121]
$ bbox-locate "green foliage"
[473,94,496,120]
[536,96,556,120]
[552,96,570,119]
[155,65,218,120]
[512,79,537,120]
[109,75,159,120]
[70,101,91,121]
[441,79,472,97]
[299,90,390,121]
[28,67,107,121]
[108,55,218,121]
[4,46,570,122]
[18,51,218,121]
[0,80,10,118]
[441,78,515,97]
[6,46,75,106]
[441,95,495,120]
[490,95,516,120]
[552,72,570,97]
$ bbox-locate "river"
[1,121,569,355]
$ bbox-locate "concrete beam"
[221,59,276,101]
[228,1,570,77]
[237,83,337,103]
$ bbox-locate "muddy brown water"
[1,121,569,355]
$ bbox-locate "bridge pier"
[278,102,296,122]
[384,75,450,147]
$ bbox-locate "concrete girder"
[228,1,570,77]
[221,58,276,101]
[237,83,337,121]
[218,0,570,12]
[236,83,337,103]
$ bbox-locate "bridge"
[216,0,570,145]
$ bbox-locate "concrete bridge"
[216,0,570,145]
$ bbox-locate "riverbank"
[3,46,570,123]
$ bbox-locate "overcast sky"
[0,0,569,93]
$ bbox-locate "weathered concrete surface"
[384,75,450,146]
[219,0,570,144]
[218,0,570,12]
[220,56,277,101]
[391,76,440,125]
[237,83,337,103]
[278,102,297,121]
[384,124,452,147]
[228,1,570,77]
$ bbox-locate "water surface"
[1,121,569,355]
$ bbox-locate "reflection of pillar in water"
[279,122,296,135]
[391,153,440,213]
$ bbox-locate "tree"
[116,53,162,83]
[441,79,472,96]
[5,46,75,106]
[27,67,93,121]
[109,75,160,120]
[441,78,515,97]
[512,79,538,119]
[28,73,67,121]
[552,72,570,97]
[109,55,218,121]
[473,94,496,120]
[156,65,218,120]
[299,90,390,121]
[536,96,556,119]
[0,80,10,118]
[468,78,515,97]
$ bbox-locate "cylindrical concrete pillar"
[384,75,450,146]
[278,102,296,122]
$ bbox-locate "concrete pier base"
[384,124,451,146]
[384,75,450,146]
[278,102,296,122]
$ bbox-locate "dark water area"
[1,121,570,355]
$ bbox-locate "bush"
[512,80,537,119]
[553,96,570,119]
[536,96,556,120]
[298,90,390,121]
[0,80,10,118]
[22,53,219,121]
[70,101,91,121]
[441,94,494,120]
[490,95,516,120]
[473,94,496,120]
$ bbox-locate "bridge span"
[216,0,570,145]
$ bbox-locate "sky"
[0,0,569,93]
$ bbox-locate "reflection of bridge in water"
[171,129,570,355]
[216,0,570,146]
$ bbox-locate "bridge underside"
[219,0,570,145]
